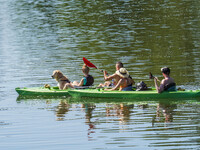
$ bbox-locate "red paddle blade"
[83,57,97,69]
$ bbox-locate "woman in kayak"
[154,67,176,93]
[99,61,134,87]
[105,68,133,91]
[64,64,94,89]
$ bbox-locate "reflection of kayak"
[68,89,200,99]
[15,87,69,97]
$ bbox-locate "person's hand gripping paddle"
[149,72,160,82]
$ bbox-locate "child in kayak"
[99,61,134,87]
[105,68,133,91]
[72,64,94,87]
[154,67,176,93]
[64,64,94,89]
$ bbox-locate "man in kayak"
[105,68,133,91]
[64,64,94,89]
[154,67,176,93]
[99,61,134,87]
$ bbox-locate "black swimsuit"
[164,83,176,91]
[83,75,94,86]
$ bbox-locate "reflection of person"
[154,67,176,93]
[153,102,177,124]
[81,104,96,138]
[106,103,134,124]
[82,103,96,123]
[56,100,70,121]
[105,68,133,91]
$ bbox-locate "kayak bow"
[15,87,69,97]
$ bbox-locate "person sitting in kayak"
[72,64,94,87]
[154,67,176,93]
[64,64,94,89]
[105,68,133,91]
[99,61,134,87]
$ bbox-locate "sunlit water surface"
[0,0,200,149]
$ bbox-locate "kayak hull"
[68,89,200,99]
[15,87,69,97]
[15,87,200,99]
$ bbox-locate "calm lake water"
[0,0,200,149]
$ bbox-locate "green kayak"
[16,86,200,99]
[68,88,200,99]
[15,87,69,97]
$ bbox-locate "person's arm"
[154,78,164,93]
[78,78,84,86]
[104,71,116,81]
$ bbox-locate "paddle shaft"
[97,68,103,72]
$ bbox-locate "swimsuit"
[120,78,133,91]
[83,75,94,86]
[164,83,176,91]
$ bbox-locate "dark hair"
[116,61,123,68]
[161,67,170,75]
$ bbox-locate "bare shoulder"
[162,77,175,85]
[161,79,167,84]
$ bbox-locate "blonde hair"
[82,64,89,74]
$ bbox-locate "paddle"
[83,57,103,72]
[149,72,160,82]
[149,72,154,79]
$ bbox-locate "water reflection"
[15,96,200,149]
[106,103,134,125]
[81,104,96,139]
[152,102,177,126]
[55,100,70,121]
